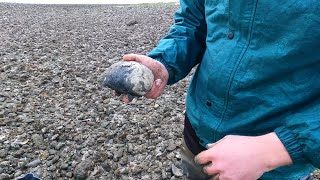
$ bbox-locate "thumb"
[123,54,137,61]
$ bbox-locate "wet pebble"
[31,134,44,146]
[26,159,41,168]
[171,164,183,177]
[101,61,154,96]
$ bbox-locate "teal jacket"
[148,0,320,179]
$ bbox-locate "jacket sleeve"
[148,0,207,85]
[274,99,320,167]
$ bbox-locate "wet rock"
[0,149,8,158]
[60,163,69,170]
[100,61,154,96]
[0,173,11,180]
[167,140,177,151]
[26,159,41,168]
[55,142,65,150]
[171,164,183,177]
[31,134,44,146]
[74,160,93,180]
[14,170,22,178]
[48,149,56,155]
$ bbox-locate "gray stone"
[101,61,154,96]
[114,148,124,159]
[48,165,57,171]
[167,140,177,151]
[55,142,65,150]
[0,173,11,180]
[26,159,41,168]
[31,134,44,146]
[100,122,109,128]
[73,160,93,180]
[0,149,8,158]
[48,149,56,155]
[171,164,183,177]
[14,170,22,177]
[66,172,73,178]
[60,163,69,170]
[51,134,59,141]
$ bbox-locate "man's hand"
[120,54,169,103]
[195,133,293,180]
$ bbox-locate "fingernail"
[155,79,162,86]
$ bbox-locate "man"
[121,0,320,179]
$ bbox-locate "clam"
[100,61,154,97]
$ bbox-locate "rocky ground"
[0,2,319,180]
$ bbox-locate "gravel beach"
[0,2,319,180]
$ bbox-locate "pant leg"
[180,139,212,180]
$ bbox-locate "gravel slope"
[0,3,318,180]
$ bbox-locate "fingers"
[203,163,220,176]
[195,149,214,165]
[123,54,147,64]
[144,79,163,99]
[122,96,130,103]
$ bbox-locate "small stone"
[100,122,109,128]
[167,140,177,151]
[31,134,44,146]
[26,159,41,168]
[48,149,56,155]
[25,119,35,123]
[0,149,8,158]
[14,170,22,177]
[48,165,57,171]
[55,142,65,150]
[66,172,73,178]
[13,149,24,158]
[74,160,93,180]
[0,173,11,180]
[51,134,59,141]
[114,148,124,159]
[60,163,69,170]
[97,137,106,143]
[51,155,59,164]
[171,164,183,177]
[126,20,138,26]
[101,161,111,172]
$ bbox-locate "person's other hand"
[195,133,293,180]
[120,54,169,103]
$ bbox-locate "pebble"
[31,134,44,146]
[48,149,56,155]
[114,148,124,160]
[74,160,93,180]
[167,140,177,151]
[55,142,65,150]
[60,163,69,170]
[26,159,41,168]
[66,172,73,178]
[0,149,8,158]
[13,149,24,157]
[51,134,59,141]
[100,122,109,128]
[0,173,11,180]
[48,165,57,171]
[14,170,22,177]
[171,164,183,177]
